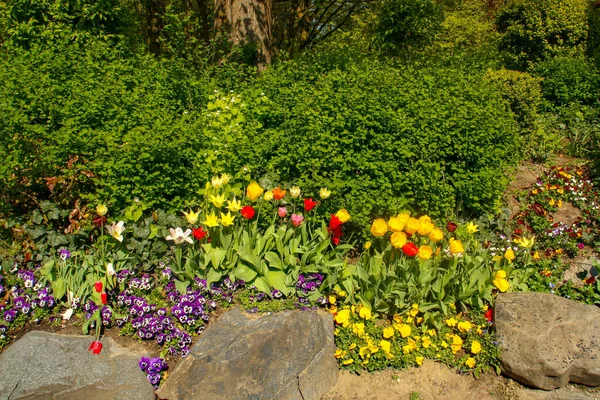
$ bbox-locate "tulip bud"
[101,292,108,305]
[89,340,103,355]
[94,281,103,293]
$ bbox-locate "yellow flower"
[427,329,437,337]
[335,309,351,327]
[402,344,414,354]
[396,212,410,228]
[429,227,444,242]
[319,187,331,199]
[419,215,432,223]
[368,341,379,354]
[397,324,411,338]
[465,357,476,368]
[549,198,555,206]
[352,323,365,337]
[383,326,395,339]
[451,335,463,354]
[359,346,371,359]
[390,232,407,248]
[415,356,424,366]
[183,209,200,224]
[338,290,347,298]
[211,175,224,189]
[226,198,242,212]
[336,209,351,223]
[441,340,448,348]
[504,248,515,262]
[209,193,226,208]
[449,238,464,255]
[289,185,301,198]
[418,220,435,236]
[493,270,510,292]
[246,182,264,201]
[531,189,539,195]
[557,199,563,207]
[334,348,345,359]
[556,248,563,255]
[379,340,392,357]
[445,317,458,327]
[370,218,388,237]
[404,217,421,234]
[96,204,108,216]
[387,216,405,232]
[219,211,235,227]
[422,336,432,348]
[342,358,354,365]
[328,295,337,305]
[466,222,479,234]
[329,305,338,314]
[533,251,541,260]
[417,245,433,260]
[457,321,472,333]
[364,241,372,250]
[348,343,357,350]
[471,340,482,355]
[359,306,372,320]
[516,236,535,248]
[203,213,219,228]
[492,255,502,262]
[410,303,419,317]
[263,190,274,201]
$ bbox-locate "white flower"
[61,308,74,321]
[107,221,125,242]
[106,263,116,276]
[166,227,193,245]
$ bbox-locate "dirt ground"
[323,359,600,400]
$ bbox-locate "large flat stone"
[496,292,600,390]
[0,331,154,400]
[156,308,338,400]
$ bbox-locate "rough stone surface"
[156,308,338,400]
[0,331,155,400]
[496,292,600,390]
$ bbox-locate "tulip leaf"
[265,251,283,269]
[51,278,66,301]
[267,270,290,295]
[233,263,258,283]
[174,279,190,294]
[252,276,271,294]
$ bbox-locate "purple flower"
[139,356,151,372]
[58,249,71,260]
[147,372,161,386]
[3,310,17,322]
[577,243,585,250]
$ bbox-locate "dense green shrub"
[532,56,600,107]
[254,57,522,233]
[495,0,589,70]
[588,1,600,66]
[375,0,444,54]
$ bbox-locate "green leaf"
[148,224,159,239]
[207,269,223,286]
[267,270,290,295]
[264,251,283,269]
[233,263,258,282]
[253,276,271,294]
[174,279,190,294]
[51,278,66,300]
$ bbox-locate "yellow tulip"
[183,209,200,224]
[504,248,515,261]
[390,232,407,249]
[289,185,301,198]
[319,187,331,199]
[404,217,421,234]
[246,182,264,201]
[336,209,351,223]
[203,213,219,228]
[387,216,405,232]
[429,227,444,242]
[417,245,433,260]
[209,193,226,208]
[219,211,235,227]
[263,190,274,201]
[226,198,242,212]
[370,218,388,237]
[418,220,434,236]
[449,238,464,255]
[466,222,479,234]
[457,321,472,333]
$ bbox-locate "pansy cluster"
[1,270,55,325]
[139,356,168,389]
[295,274,327,310]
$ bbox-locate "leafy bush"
[533,56,600,107]
[255,57,522,233]
[495,0,589,70]
[374,0,444,54]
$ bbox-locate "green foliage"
[533,56,600,107]
[495,0,589,70]
[588,1,600,66]
[255,57,521,233]
[374,0,444,54]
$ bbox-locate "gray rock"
[156,308,338,400]
[496,292,600,390]
[0,331,155,400]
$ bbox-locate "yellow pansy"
[183,209,200,224]
[328,295,337,305]
[334,348,345,359]
[342,358,354,365]
[335,309,351,327]
[533,251,541,260]
[415,356,424,366]
[359,306,372,320]
[209,193,226,208]
[557,199,563,207]
[219,211,235,227]
[465,357,476,368]
[445,317,458,327]
[410,303,419,317]
[246,182,264,201]
[441,340,448,348]
[427,329,437,337]
[203,213,219,228]
[336,209,351,223]
[352,323,365,337]
[380,340,393,358]
[471,340,482,355]
[390,232,407,249]
[451,335,463,354]
[422,336,432,349]
[226,198,242,212]
[370,218,388,237]
[429,227,444,242]
[383,326,395,339]
[457,321,472,333]
[397,324,411,338]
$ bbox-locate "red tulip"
[402,242,419,257]
[101,292,108,305]
[241,205,255,220]
[446,221,457,233]
[332,237,340,245]
[192,227,207,241]
[484,308,493,323]
[329,214,342,230]
[89,340,103,355]
[94,281,103,293]
[303,198,317,212]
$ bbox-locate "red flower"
[89,340,103,355]
[402,242,419,257]
[241,206,255,220]
[514,228,523,235]
[303,198,317,212]
[94,281,103,293]
[101,292,108,305]
[192,227,208,241]
[484,308,493,323]
[585,276,596,285]
[93,216,107,228]
[332,237,340,245]
[272,187,286,200]
[329,214,342,230]
[446,221,457,233]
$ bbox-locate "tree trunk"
[215,0,273,69]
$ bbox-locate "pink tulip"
[291,213,304,227]
[278,207,287,218]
